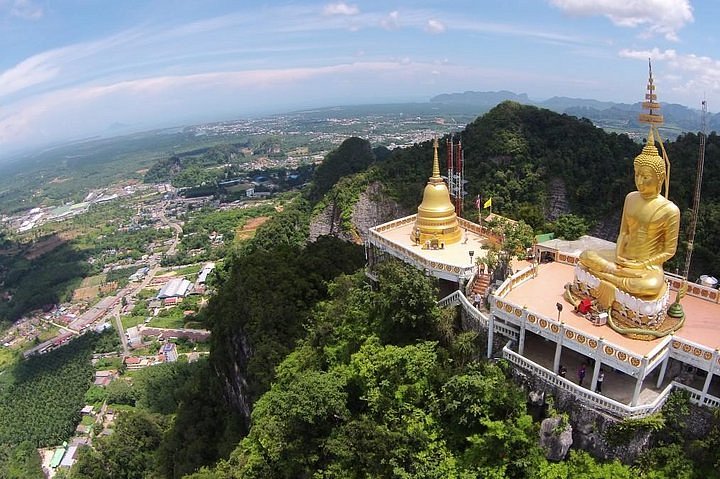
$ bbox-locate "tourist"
[559,365,567,378]
[578,364,586,387]
[473,292,482,309]
[596,369,605,393]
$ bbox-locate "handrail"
[367,227,475,280]
[437,290,488,328]
[441,295,719,416]
[672,383,720,408]
[491,294,646,368]
[503,343,675,419]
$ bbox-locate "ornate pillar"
[590,338,604,392]
[656,354,670,389]
[700,349,719,403]
[631,356,649,406]
[518,310,527,356]
[487,314,495,359]
[553,322,565,374]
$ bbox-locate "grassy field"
[37,325,61,342]
[173,263,203,278]
[121,315,147,330]
[149,316,185,329]
[0,347,17,373]
[80,274,106,288]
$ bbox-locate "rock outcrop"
[539,415,573,461]
[309,181,410,243]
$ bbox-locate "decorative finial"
[431,138,440,179]
[639,59,663,126]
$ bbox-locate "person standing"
[596,369,605,393]
[472,292,482,309]
[578,364,587,387]
[559,365,567,378]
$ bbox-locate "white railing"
[668,336,719,372]
[495,322,519,340]
[664,272,720,304]
[491,295,645,374]
[437,291,488,329]
[492,264,536,298]
[672,383,720,409]
[442,293,720,416]
[503,344,675,419]
[368,227,475,281]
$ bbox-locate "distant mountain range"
[430,91,719,137]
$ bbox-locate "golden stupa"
[412,138,462,247]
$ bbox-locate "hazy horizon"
[1,0,718,154]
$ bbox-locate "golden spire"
[636,60,670,197]
[431,138,441,179]
[412,138,462,247]
[638,59,664,126]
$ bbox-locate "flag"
[483,197,492,209]
[475,195,481,209]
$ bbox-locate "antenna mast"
[446,135,465,216]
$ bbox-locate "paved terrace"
[370,215,490,269]
[504,261,720,355]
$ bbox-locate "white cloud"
[426,19,446,34]
[618,47,677,61]
[323,2,359,16]
[4,0,43,20]
[381,10,400,30]
[549,0,693,40]
[0,53,60,97]
[619,48,720,100]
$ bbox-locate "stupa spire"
[412,137,462,247]
[431,138,441,179]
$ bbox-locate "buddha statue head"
[633,129,666,199]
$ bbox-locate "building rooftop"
[369,215,497,282]
[504,261,720,356]
[157,278,192,299]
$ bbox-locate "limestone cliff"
[309,181,410,244]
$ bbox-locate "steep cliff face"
[207,238,366,428]
[309,181,411,243]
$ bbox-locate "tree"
[552,214,590,241]
[69,410,164,479]
[371,260,441,344]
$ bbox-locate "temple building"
[367,71,720,419]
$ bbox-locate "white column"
[656,355,670,389]
[591,359,602,392]
[700,350,719,403]
[553,322,564,374]
[631,356,649,406]
[487,314,495,359]
[518,312,527,356]
[590,338,604,391]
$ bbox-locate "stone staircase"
[471,273,492,302]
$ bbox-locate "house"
[93,370,117,387]
[157,278,192,299]
[159,342,178,363]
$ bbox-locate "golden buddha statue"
[578,128,680,309]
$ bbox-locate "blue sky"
[0,0,718,155]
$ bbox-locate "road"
[109,202,182,356]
